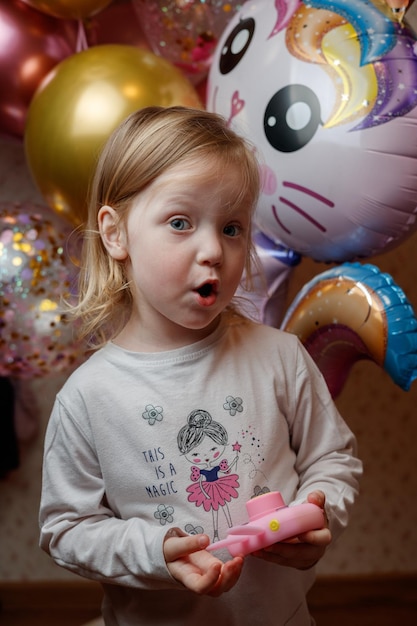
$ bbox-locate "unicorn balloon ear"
[281,262,417,398]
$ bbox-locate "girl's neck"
[112,315,222,353]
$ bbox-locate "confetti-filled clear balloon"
[133,1,243,84]
[0,203,85,378]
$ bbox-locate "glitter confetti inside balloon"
[0,202,85,378]
[133,0,243,84]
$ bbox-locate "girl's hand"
[252,490,331,570]
[164,529,244,596]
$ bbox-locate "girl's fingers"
[208,557,244,597]
[164,530,209,562]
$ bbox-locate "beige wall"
[0,136,416,581]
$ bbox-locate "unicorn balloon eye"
[219,17,255,74]
[264,85,322,152]
[207,0,417,262]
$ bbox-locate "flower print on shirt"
[154,503,174,525]
[177,409,240,542]
[142,404,163,425]
[223,395,243,416]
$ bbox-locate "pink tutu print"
[186,464,239,512]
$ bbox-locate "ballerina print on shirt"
[177,409,240,542]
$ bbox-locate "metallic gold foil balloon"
[0,202,85,379]
[21,0,112,20]
[24,44,202,225]
[0,0,78,138]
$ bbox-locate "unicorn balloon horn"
[385,0,410,22]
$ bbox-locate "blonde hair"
[73,106,260,348]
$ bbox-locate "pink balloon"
[0,0,78,138]
[21,0,112,20]
[86,0,150,49]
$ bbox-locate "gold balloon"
[22,0,113,20]
[24,45,202,225]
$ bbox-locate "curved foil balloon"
[0,0,78,138]
[24,44,202,225]
[281,262,417,398]
[207,0,417,262]
[0,202,86,379]
[21,0,112,20]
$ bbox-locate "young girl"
[39,106,362,626]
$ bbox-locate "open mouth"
[195,281,218,300]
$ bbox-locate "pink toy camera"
[206,491,324,557]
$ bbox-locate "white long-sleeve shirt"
[40,317,362,625]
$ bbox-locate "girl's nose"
[196,232,223,266]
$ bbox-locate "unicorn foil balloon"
[207,0,417,262]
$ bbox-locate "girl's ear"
[98,205,128,260]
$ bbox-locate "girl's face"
[185,442,226,467]
[100,159,252,351]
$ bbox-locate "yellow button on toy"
[269,519,280,532]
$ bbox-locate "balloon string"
[76,20,89,52]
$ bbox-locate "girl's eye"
[224,224,241,237]
[170,218,190,231]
